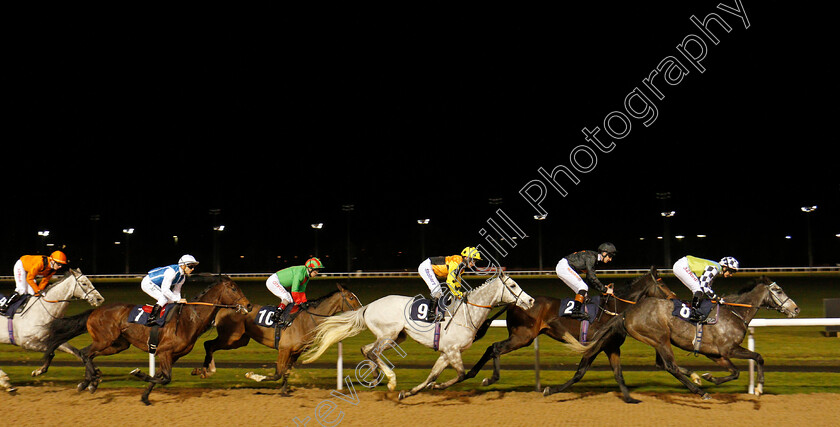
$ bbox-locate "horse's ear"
[650,265,659,278]
[336,283,346,291]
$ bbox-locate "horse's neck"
[468,279,502,306]
[728,286,765,322]
[36,276,73,314]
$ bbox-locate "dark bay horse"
[191,283,362,394]
[565,276,799,400]
[43,276,251,405]
[466,267,676,403]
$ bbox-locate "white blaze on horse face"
[768,283,799,318]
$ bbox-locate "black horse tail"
[42,309,94,358]
[582,313,628,359]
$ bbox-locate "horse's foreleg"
[725,346,765,395]
[655,345,710,400]
[433,350,465,390]
[399,353,449,400]
[544,351,597,396]
[33,343,83,377]
[480,330,534,387]
[700,355,740,385]
[0,369,16,393]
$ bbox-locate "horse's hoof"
[481,378,490,386]
[398,390,407,400]
[624,397,642,404]
[691,373,703,385]
[7,387,17,394]
[543,387,553,397]
[31,369,44,377]
[76,382,88,392]
[700,393,711,401]
[754,384,763,397]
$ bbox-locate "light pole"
[311,223,323,257]
[342,204,354,272]
[122,228,134,273]
[534,214,547,271]
[417,219,430,260]
[37,230,50,254]
[660,210,675,267]
[800,205,817,267]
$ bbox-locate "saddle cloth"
[254,305,301,328]
[558,296,600,323]
[408,298,445,323]
[0,293,31,318]
[671,299,715,324]
[128,303,176,327]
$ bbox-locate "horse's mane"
[307,288,342,306]
[726,276,770,301]
[614,268,658,299]
[190,275,234,301]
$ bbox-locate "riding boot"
[146,304,162,325]
[569,291,589,320]
[276,303,295,329]
[0,292,22,315]
[689,291,705,323]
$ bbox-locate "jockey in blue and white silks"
[140,255,198,323]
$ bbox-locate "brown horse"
[466,267,676,403]
[563,275,799,400]
[191,283,362,394]
[43,275,251,405]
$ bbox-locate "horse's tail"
[576,313,628,359]
[300,306,368,364]
[42,309,94,358]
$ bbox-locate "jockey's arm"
[159,268,180,303]
[445,261,465,294]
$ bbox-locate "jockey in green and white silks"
[673,255,739,321]
[140,255,199,324]
[266,257,324,328]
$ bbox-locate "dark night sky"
[4,3,838,274]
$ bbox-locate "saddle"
[0,294,31,319]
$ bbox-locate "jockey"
[673,255,738,321]
[140,255,198,324]
[1,251,68,315]
[555,243,616,320]
[418,247,481,305]
[267,257,324,328]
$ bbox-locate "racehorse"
[42,275,250,405]
[0,268,104,392]
[190,283,362,394]
[301,274,535,399]
[563,275,799,399]
[469,267,676,403]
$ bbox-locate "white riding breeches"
[12,259,35,295]
[266,275,293,306]
[556,258,588,293]
[673,256,702,294]
[418,259,443,298]
[140,276,173,307]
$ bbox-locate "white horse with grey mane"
[301,274,534,399]
[0,268,104,392]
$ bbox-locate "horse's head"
[336,283,363,311]
[212,276,252,313]
[757,276,799,317]
[618,266,676,301]
[69,269,104,307]
[499,275,535,310]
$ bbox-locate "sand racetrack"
[6,386,839,426]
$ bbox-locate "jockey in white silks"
[140,255,198,324]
